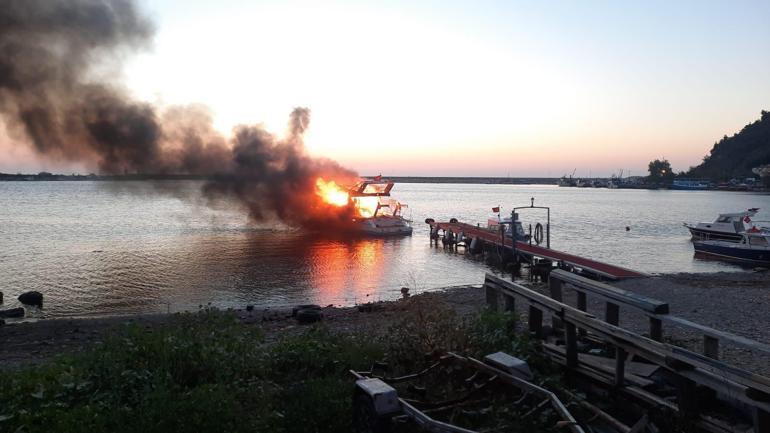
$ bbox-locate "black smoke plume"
[0,0,359,226]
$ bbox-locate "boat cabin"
[487,215,528,241]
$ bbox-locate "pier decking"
[429,221,646,280]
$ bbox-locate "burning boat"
[316,177,413,236]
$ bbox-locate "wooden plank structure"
[429,220,646,280]
[483,272,770,433]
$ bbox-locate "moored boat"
[693,230,770,266]
[683,208,761,242]
[671,179,711,190]
[348,179,412,236]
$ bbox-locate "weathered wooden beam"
[615,347,628,387]
[675,375,699,422]
[549,275,563,301]
[484,274,587,318]
[657,314,770,355]
[503,293,515,313]
[649,317,663,342]
[605,302,620,326]
[549,276,565,330]
[485,284,499,311]
[576,291,587,337]
[486,273,770,402]
[754,408,770,433]
[551,269,669,314]
[703,335,719,360]
[529,306,543,339]
[565,322,578,369]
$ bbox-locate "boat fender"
[449,218,458,223]
[533,223,544,245]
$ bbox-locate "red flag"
[492,206,500,213]
[373,174,382,181]
[744,215,752,223]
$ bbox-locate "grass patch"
[0,304,553,433]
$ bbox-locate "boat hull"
[685,226,743,242]
[693,242,770,265]
[354,216,413,236]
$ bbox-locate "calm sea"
[1,181,768,318]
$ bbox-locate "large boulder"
[18,291,43,307]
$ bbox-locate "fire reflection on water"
[308,239,387,304]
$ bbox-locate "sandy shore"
[2,272,769,375]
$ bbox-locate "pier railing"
[483,272,770,433]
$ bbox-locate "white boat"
[349,179,412,236]
[683,208,761,242]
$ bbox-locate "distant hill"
[687,110,770,180]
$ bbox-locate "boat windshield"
[362,183,389,194]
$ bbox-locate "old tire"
[292,304,321,317]
[424,218,434,224]
[295,308,323,324]
[0,307,24,319]
[449,217,458,223]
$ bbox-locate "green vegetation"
[688,110,770,181]
[646,158,675,186]
[0,305,548,433]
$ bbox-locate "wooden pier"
[428,220,646,280]
[484,271,770,433]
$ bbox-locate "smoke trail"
[0,0,358,226]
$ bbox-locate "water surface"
[1,181,768,317]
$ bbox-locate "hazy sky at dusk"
[2,0,769,176]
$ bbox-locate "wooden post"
[615,347,628,387]
[549,276,563,301]
[703,335,719,360]
[485,285,499,311]
[549,276,564,330]
[649,317,663,341]
[675,376,699,422]
[528,306,543,339]
[565,322,578,369]
[605,302,620,326]
[576,291,587,337]
[754,408,770,433]
[503,293,515,313]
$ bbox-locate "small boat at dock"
[684,208,762,242]
[693,230,770,266]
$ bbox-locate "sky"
[2,0,769,176]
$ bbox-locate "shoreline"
[2,271,769,374]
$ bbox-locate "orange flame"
[315,178,349,207]
[354,196,380,217]
[315,177,384,218]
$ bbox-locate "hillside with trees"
[687,110,770,180]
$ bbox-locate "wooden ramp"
[430,221,646,280]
